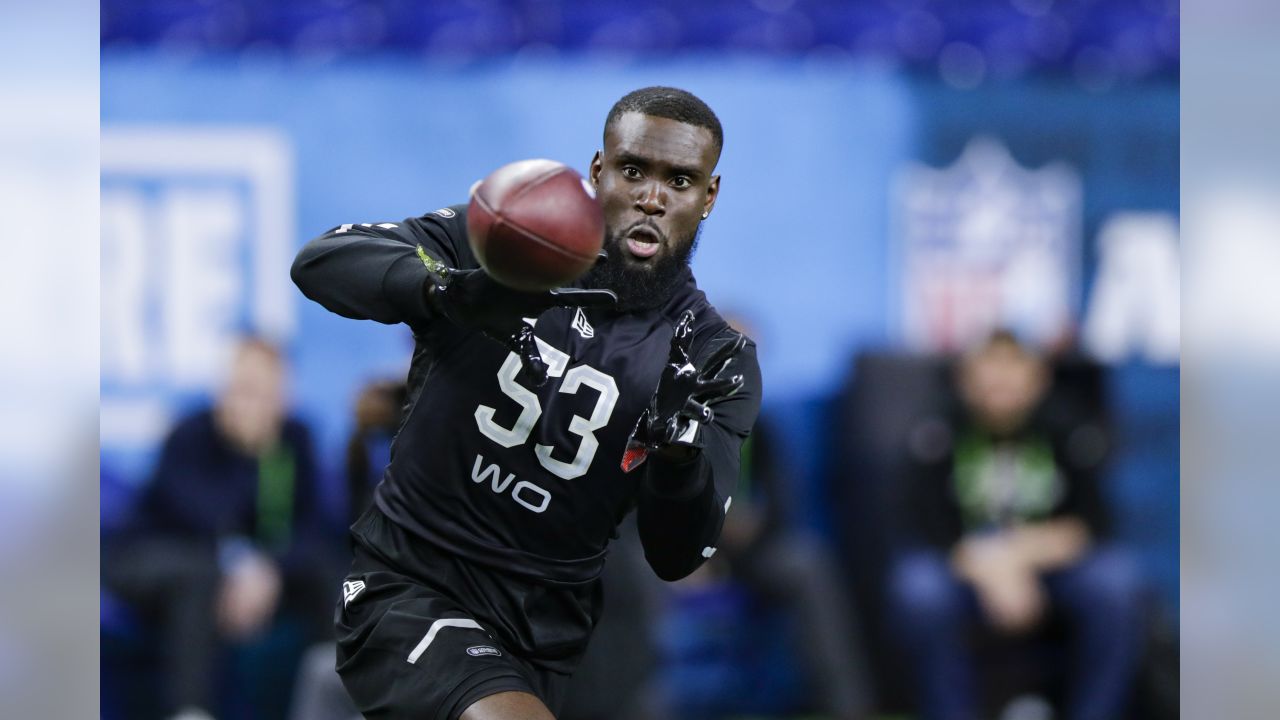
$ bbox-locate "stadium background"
[100,1,1178,716]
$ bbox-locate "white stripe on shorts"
[406,618,484,664]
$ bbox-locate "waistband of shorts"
[352,502,607,588]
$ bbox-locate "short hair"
[235,335,284,365]
[604,86,723,157]
[961,328,1044,369]
[981,328,1023,352]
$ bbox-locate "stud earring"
[701,211,709,219]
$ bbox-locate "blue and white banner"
[894,137,1082,352]
[101,127,296,476]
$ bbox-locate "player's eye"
[670,176,692,189]
[621,166,641,179]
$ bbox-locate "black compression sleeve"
[291,210,469,330]
[291,229,433,327]
[637,453,721,581]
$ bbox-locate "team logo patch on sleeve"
[433,207,457,218]
[342,579,366,607]
[466,645,502,657]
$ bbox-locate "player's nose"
[634,182,665,216]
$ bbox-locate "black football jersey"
[293,205,762,587]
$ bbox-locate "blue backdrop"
[101,52,1178,609]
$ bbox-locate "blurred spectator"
[887,330,1143,720]
[102,337,337,720]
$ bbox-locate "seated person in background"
[887,330,1143,720]
[103,337,335,720]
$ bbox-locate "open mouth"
[624,226,662,259]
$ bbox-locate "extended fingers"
[668,310,696,362]
[680,397,714,425]
[509,324,549,386]
[692,374,744,402]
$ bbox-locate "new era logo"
[342,580,366,607]
[572,307,594,339]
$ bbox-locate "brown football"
[467,159,605,292]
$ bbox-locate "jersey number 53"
[474,337,619,480]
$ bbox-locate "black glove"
[418,249,616,386]
[622,309,746,472]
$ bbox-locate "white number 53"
[474,338,619,480]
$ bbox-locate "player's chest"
[535,306,669,390]
[440,308,671,480]
[515,307,670,427]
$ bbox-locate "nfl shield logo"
[894,137,1081,351]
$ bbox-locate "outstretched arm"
[633,319,763,581]
[292,205,615,383]
[291,212,465,329]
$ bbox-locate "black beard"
[581,225,701,312]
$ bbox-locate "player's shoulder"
[408,203,469,235]
[404,203,476,266]
[661,268,716,325]
[663,270,759,363]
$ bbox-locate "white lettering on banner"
[162,187,244,386]
[99,127,295,451]
[101,188,149,383]
[1082,213,1180,365]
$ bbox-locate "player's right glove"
[621,309,746,472]
[416,246,616,386]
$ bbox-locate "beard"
[581,223,701,312]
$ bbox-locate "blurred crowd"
[101,327,1176,720]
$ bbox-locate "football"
[467,159,605,292]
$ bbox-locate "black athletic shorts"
[335,511,591,719]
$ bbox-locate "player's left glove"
[418,247,616,386]
[621,309,746,472]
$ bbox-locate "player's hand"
[424,263,616,386]
[622,310,746,472]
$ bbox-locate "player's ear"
[702,174,720,219]
[588,151,603,188]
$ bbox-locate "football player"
[292,86,761,720]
